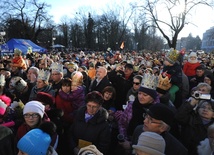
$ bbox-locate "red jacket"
[183,62,200,77]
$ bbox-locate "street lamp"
[52,37,56,47]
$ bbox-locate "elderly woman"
[69,91,111,155]
[29,69,55,101]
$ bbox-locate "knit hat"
[132,132,165,155]
[146,103,174,127]
[156,74,172,94]
[17,129,51,155]
[0,95,11,106]
[0,99,7,115]
[23,101,45,118]
[189,52,197,58]
[139,73,158,100]
[165,48,180,64]
[36,92,54,106]
[78,145,103,155]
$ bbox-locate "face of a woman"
[86,101,100,115]
[103,92,113,101]
[36,79,46,89]
[138,91,154,104]
[24,112,40,128]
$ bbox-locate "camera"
[192,91,211,100]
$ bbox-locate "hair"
[29,66,39,77]
[195,65,206,71]
[97,66,107,76]
[61,77,72,87]
[102,86,116,100]
[86,91,104,105]
[196,82,212,93]
[39,121,56,137]
[133,75,143,83]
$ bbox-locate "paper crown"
[156,74,172,94]
[50,62,63,73]
[38,69,50,81]
[71,71,83,86]
[165,48,180,64]
[14,48,22,56]
[0,74,6,87]
[141,73,158,90]
[9,76,27,92]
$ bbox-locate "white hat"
[23,101,45,118]
[78,145,103,155]
[132,132,166,155]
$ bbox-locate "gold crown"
[141,73,158,90]
[38,69,50,81]
[50,62,63,73]
[0,74,5,87]
[157,74,172,91]
[71,71,83,86]
[166,48,180,64]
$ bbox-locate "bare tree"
[133,0,212,48]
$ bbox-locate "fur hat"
[23,101,45,118]
[36,92,54,106]
[78,145,103,155]
[132,132,165,155]
[146,103,174,126]
[17,129,51,155]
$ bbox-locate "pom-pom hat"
[23,101,45,118]
[17,128,51,155]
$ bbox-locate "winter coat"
[70,106,111,155]
[197,138,213,155]
[89,76,111,93]
[183,61,200,77]
[58,86,85,112]
[175,101,214,155]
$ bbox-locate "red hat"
[36,92,54,106]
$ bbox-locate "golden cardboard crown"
[157,74,172,91]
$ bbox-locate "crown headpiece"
[0,74,6,87]
[166,48,180,64]
[9,76,27,92]
[50,62,63,73]
[141,73,158,90]
[38,69,50,81]
[156,74,172,92]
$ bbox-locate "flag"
[120,41,124,49]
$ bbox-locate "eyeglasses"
[133,82,140,85]
[143,114,163,124]
[199,106,214,112]
[87,104,100,110]
[24,113,39,118]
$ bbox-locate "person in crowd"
[17,121,58,155]
[88,62,96,80]
[0,125,15,155]
[162,48,182,107]
[189,65,206,92]
[89,66,111,93]
[175,86,214,155]
[64,62,79,78]
[69,91,111,155]
[11,48,27,71]
[58,71,85,116]
[79,65,91,94]
[132,131,166,155]
[108,63,135,110]
[25,66,39,91]
[197,123,214,155]
[132,103,188,155]
[203,74,214,98]
[126,75,143,103]
[183,52,200,81]
[29,69,55,101]
[50,62,64,96]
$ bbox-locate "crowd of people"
[1,47,214,155]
